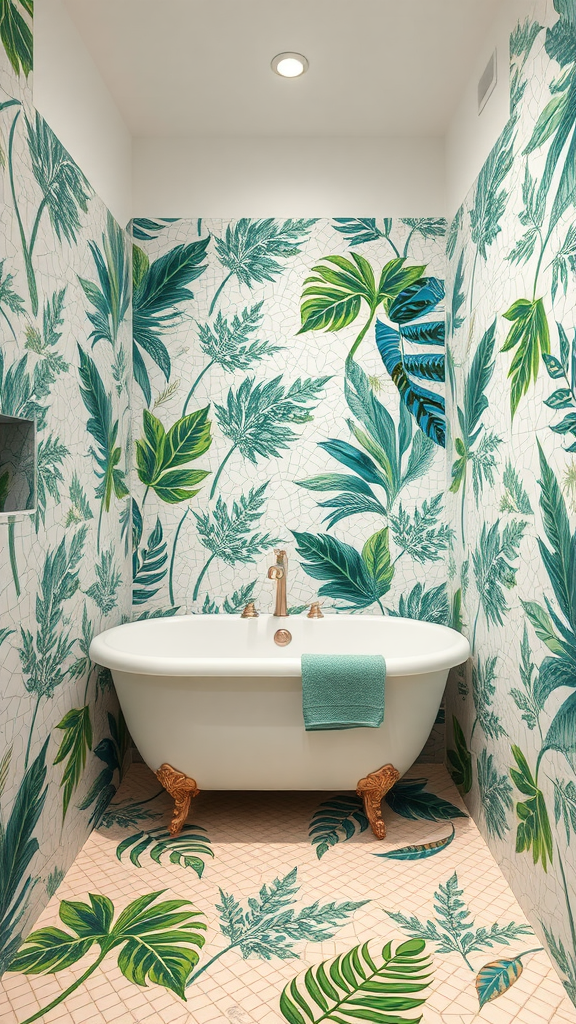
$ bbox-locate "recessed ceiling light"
[271,52,309,78]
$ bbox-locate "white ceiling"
[62,0,503,139]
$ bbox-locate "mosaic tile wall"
[0,11,132,974]
[444,0,576,1005]
[130,217,449,621]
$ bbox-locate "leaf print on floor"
[116,823,214,878]
[8,890,207,1023]
[279,938,433,1024]
[374,822,455,861]
[385,776,467,821]
[385,871,537,1008]
[309,795,369,858]
[186,867,368,989]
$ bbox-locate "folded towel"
[301,653,386,731]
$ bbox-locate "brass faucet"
[267,549,288,616]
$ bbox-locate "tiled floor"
[1,763,575,1024]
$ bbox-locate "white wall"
[34,0,132,226]
[445,0,540,215]
[132,136,446,217]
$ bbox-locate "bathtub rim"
[90,613,470,678]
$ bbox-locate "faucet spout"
[267,549,288,616]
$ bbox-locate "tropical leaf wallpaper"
[445,0,576,1004]
[0,15,132,970]
[130,216,449,619]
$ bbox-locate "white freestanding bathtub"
[90,613,469,791]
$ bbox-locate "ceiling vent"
[478,50,497,114]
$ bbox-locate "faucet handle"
[241,602,259,618]
[307,601,324,619]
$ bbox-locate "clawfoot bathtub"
[90,614,469,838]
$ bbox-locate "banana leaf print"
[384,777,467,821]
[133,238,209,404]
[375,275,445,445]
[475,950,543,1008]
[9,890,207,1022]
[131,217,179,241]
[292,527,394,612]
[77,345,128,548]
[279,938,433,1024]
[53,706,92,822]
[0,740,48,975]
[510,746,553,870]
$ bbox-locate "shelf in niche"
[0,414,36,520]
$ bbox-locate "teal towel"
[301,653,385,731]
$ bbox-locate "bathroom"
[0,0,575,1020]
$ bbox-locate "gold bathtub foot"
[155,763,200,836]
[356,763,400,839]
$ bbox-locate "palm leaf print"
[8,110,92,314]
[79,211,130,348]
[543,323,576,452]
[131,217,179,240]
[211,218,315,314]
[9,890,207,1022]
[471,517,526,648]
[332,217,396,249]
[279,938,433,1024]
[477,749,513,840]
[0,740,48,975]
[475,951,544,1008]
[132,505,168,605]
[133,238,209,404]
[0,0,33,77]
[373,823,455,861]
[116,824,214,877]
[510,746,553,870]
[297,359,436,530]
[450,321,501,540]
[77,344,128,548]
[0,257,25,338]
[19,528,87,768]
[521,444,576,765]
[309,795,368,858]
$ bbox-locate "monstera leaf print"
[9,891,207,1021]
[375,276,445,445]
[279,938,433,1024]
[299,253,424,362]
